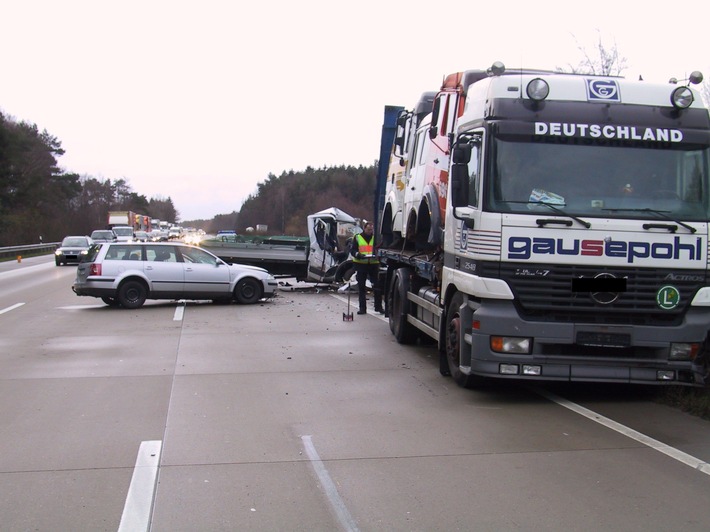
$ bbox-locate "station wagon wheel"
[234,277,262,304]
[117,280,147,309]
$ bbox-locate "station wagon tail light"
[90,263,102,276]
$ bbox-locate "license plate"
[576,331,631,348]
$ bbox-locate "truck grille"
[497,263,707,326]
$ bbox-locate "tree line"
[0,111,179,246]
[235,165,377,235]
[182,164,379,237]
[1,110,379,246]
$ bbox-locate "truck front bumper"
[463,299,709,386]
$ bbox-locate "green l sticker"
[657,286,680,310]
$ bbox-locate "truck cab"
[379,63,710,388]
[306,207,361,284]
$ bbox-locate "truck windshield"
[487,135,710,222]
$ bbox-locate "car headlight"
[55,250,63,256]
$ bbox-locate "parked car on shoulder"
[55,236,93,266]
[90,229,117,243]
[72,242,277,308]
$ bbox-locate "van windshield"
[487,135,710,221]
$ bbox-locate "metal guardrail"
[0,243,60,260]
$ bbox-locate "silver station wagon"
[72,242,277,308]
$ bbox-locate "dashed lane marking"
[118,440,163,532]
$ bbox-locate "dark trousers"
[355,262,382,311]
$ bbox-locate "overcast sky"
[3,0,710,221]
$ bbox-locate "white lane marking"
[301,435,360,532]
[0,261,54,278]
[0,302,25,315]
[118,440,163,532]
[173,301,186,321]
[534,387,710,476]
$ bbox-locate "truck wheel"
[389,268,418,344]
[234,277,262,304]
[117,280,147,309]
[444,293,483,388]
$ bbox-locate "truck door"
[403,122,430,237]
[386,110,414,235]
[307,217,338,282]
[451,132,484,255]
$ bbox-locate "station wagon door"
[178,246,232,298]
[145,245,185,295]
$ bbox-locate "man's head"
[362,222,374,237]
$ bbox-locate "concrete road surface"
[1,259,709,531]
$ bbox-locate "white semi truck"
[377,62,710,387]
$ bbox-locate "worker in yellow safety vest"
[350,221,382,315]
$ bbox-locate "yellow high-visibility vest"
[353,234,377,264]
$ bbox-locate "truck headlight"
[491,336,532,354]
[669,342,700,361]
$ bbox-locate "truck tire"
[117,280,147,309]
[389,268,418,344]
[234,277,262,304]
[444,292,483,388]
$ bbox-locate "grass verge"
[656,385,710,421]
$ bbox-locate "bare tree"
[560,30,628,76]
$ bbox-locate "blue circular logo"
[588,80,619,101]
[460,221,468,250]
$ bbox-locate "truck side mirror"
[451,163,469,208]
[452,143,471,164]
[393,112,409,158]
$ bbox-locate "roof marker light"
[487,61,506,76]
[526,78,549,101]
